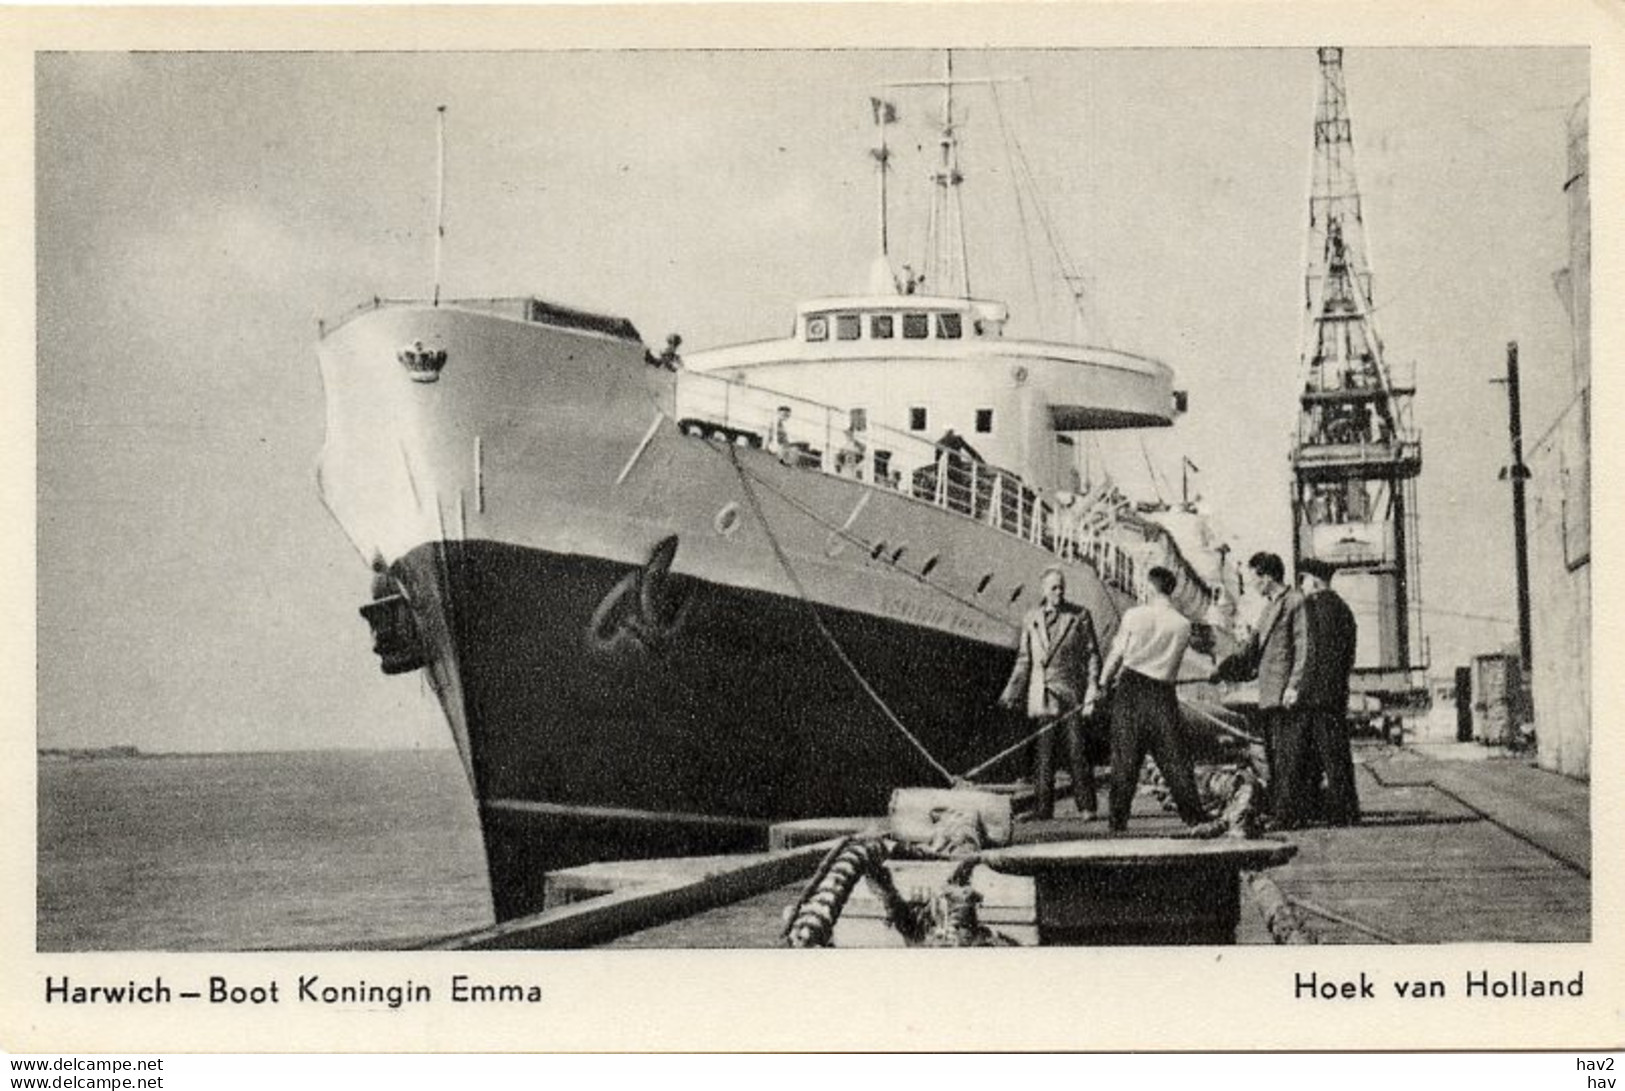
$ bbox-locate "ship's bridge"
[685,293,1182,464]
[792,293,1011,344]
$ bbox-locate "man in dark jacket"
[1297,557,1361,825]
[999,567,1101,821]
[1212,552,1311,825]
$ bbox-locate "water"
[37,750,493,951]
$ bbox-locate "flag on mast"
[870,97,899,125]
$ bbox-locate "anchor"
[585,535,693,657]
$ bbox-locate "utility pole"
[1495,341,1534,669]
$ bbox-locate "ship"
[316,58,1243,923]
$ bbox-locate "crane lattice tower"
[1291,47,1425,693]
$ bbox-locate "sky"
[32,46,1587,752]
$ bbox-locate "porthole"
[714,503,741,537]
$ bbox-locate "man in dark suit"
[999,566,1101,821]
[1213,551,1311,826]
[1297,557,1361,825]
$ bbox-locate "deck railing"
[673,369,1151,599]
[318,296,540,338]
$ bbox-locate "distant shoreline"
[38,746,145,762]
[38,746,456,762]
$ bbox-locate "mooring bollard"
[979,838,1297,945]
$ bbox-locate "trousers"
[1107,670,1208,830]
[1032,711,1097,820]
[1301,707,1361,825]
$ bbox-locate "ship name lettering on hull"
[879,595,989,638]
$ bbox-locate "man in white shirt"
[1098,565,1209,831]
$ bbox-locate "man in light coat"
[999,567,1101,821]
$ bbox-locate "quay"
[426,739,1589,949]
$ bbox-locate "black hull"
[396,539,1054,920]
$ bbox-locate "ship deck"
[427,740,1589,949]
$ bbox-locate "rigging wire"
[987,80,1092,337]
[1138,437,1174,506]
[987,81,1047,332]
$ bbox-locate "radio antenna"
[433,105,447,306]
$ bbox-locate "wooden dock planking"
[1261,753,1590,945]
[1364,756,1590,874]
[435,745,1590,948]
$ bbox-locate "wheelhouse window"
[975,408,994,434]
[836,314,862,341]
[870,314,894,339]
[902,313,930,339]
[806,315,829,342]
[909,407,928,431]
[936,312,963,339]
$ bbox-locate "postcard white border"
[2,1,1620,1053]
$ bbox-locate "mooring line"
[726,445,957,787]
[1177,697,1260,748]
[1285,894,1407,944]
[957,704,1089,782]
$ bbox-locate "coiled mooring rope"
[1168,764,1267,840]
[782,812,1014,948]
[782,835,899,948]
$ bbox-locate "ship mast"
[885,51,1019,299]
[433,104,447,307]
[930,51,971,298]
[870,96,897,267]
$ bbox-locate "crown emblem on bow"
[398,340,448,383]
